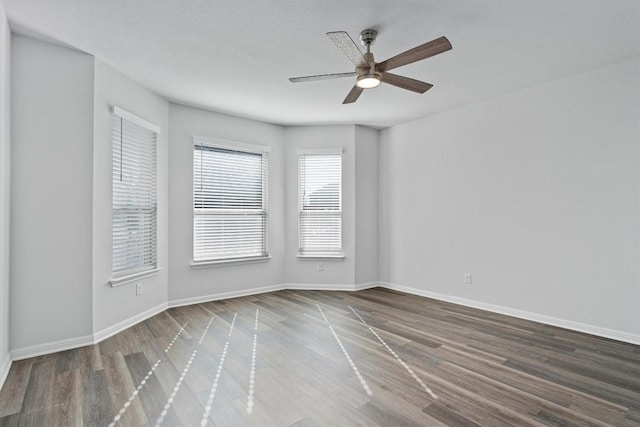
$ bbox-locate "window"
[193,138,269,264]
[298,149,343,257]
[111,107,159,281]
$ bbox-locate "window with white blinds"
[193,138,269,263]
[112,107,158,278]
[298,150,343,257]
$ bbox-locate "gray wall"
[168,103,286,304]
[9,36,173,356]
[379,58,640,339]
[354,125,379,285]
[5,36,380,356]
[0,1,11,382]
[283,125,379,287]
[168,117,381,299]
[10,35,94,350]
[284,126,356,286]
[92,59,170,334]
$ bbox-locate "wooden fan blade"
[381,72,433,93]
[289,72,356,83]
[343,85,364,104]
[377,36,452,72]
[327,31,367,68]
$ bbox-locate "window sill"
[191,256,271,269]
[297,253,345,260]
[110,268,160,287]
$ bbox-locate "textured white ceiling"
[4,0,639,128]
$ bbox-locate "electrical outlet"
[317,263,324,271]
[136,283,142,295]
[464,273,472,285]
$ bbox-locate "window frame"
[109,106,160,287]
[297,148,344,259]
[191,136,270,268]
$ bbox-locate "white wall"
[10,35,94,350]
[92,59,170,334]
[168,103,286,304]
[284,126,357,286]
[4,33,380,356]
[354,125,378,285]
[0,1,12,384]
[379,58,640,339]
[168,116,380,298]
[283,125,379,287]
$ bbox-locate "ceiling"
[3,0,639,128]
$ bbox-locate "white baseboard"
[8,281,638,361]
[379,281,640,345]
[10,283,378,361]
[93,302,168,343]
[283,281,378,292]
[12,302,168,361]
[0,352,11,390]
[169,282,378,308]
[11,333,95,361]
[354,281,379,291]
[169,284,285,308]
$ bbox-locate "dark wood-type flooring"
[1,287,639,426]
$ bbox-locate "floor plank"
[0,360,32,418]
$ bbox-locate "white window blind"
[112,107,158,277]
[193,139,268,263]
[298,150,343,256]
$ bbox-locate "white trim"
[169,282,378,308]
[11,302,168,361]
[297,148,343,155]
[379,281,640,346]
[93,302,168,343]
[283,282,378,291]
[11,333,95,361]
[0,353,11,390]
[353,282,379,291]
[297,151,343,256]
[169,284,284,308]
[9,283,381,361]
[110,268,161,287]
[8,281,638,361]
[296,253,345,260]
[193,136,270,154]
[191,256,270,269]
[112,106,160,134]
[41,281,639,363]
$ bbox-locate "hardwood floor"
[1,287,639,426]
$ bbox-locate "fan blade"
[327,31,367,68]
[377,36,452,72]
[381,72,433,93]
[342,85,364,104]
[289,72,356,83]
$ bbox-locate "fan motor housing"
[360,29,377,46]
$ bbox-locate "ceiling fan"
[289,29,452,104]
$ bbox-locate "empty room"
[0,0,639,425]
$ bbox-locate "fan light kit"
[356,73,381,89]
[290,29,452,104]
